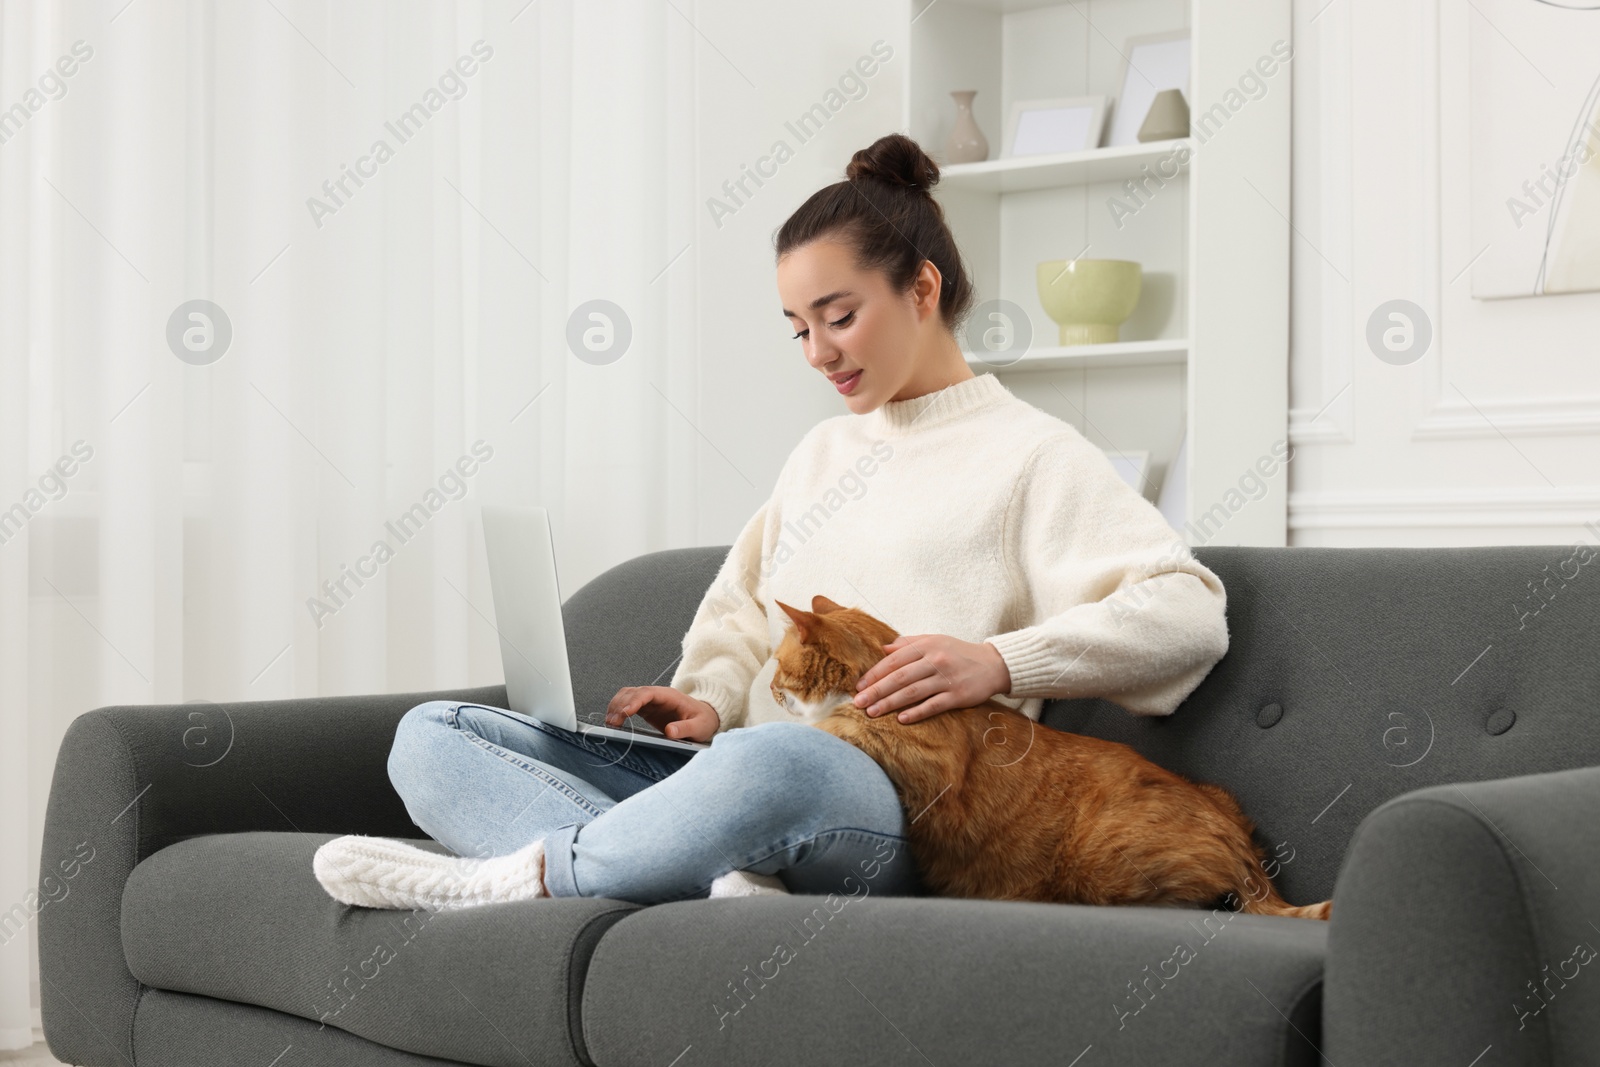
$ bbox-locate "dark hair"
[775,133,975,335]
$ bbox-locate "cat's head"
[769,595,899,724]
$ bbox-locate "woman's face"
[777,237,942,412]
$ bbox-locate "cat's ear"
[812,595,847,614]
[775,599,820,643]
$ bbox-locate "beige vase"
[1138,88,1190,143]
[945,90,989,164]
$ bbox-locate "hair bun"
[845,133,941,196]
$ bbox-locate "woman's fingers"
[855,639,909,692]
[853,648,918,704]
[857,661,939,715]
[662,704,709,742]
[894,694,950,724]
[603,687,637,725]
[606,687,660,726]
[629,696,683,734]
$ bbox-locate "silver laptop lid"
[481,505,578,731]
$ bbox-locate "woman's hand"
[852,634,1013,724]
[604,686,721,743]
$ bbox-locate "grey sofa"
[38,544,1600,1066]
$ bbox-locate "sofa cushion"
[581,895,1328,1067]
[122,831,639,1067]
[133,988,471,1066]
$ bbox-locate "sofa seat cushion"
[582,896,1328,1067]
[122,831,639,1067]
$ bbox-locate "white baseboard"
[0,1022,36,1051]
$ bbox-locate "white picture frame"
[1106,30,1192,148]
[1156,432,1187,534]
[1000,96,1110,158]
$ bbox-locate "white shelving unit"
[965,338,1189,371]
[903,0,1291,547]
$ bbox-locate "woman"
[312,133,1230,911]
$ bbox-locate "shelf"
[937,140,1191,194]
[921,0,1134,12]
[963,339,1188,371]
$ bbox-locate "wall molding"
[1288,403,1353,445]
[1412,393,1600,439]
[1290,486,1600,530]
[1304,0,1356,448]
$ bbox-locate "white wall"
[1287,0,1600,547]
[688,0,907,543]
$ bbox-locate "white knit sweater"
[669,372,1229,734]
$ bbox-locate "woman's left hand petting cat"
[852,634,1013,724]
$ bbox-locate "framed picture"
[1469,0,1600,297]
[1001,96,1110,158]
[1106,30,1192,148]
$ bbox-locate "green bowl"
[1036,259,1142,346]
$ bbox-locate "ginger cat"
[770,596,1331,921]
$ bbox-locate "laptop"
[481,504,710,752]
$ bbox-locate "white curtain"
[0,0,699,1043]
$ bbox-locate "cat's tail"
[1225,860,1333,921]
[1198,783,1333,922]
[1271,899,1333,921]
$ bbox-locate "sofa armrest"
[1324,764,1600,1067]
[37,683,504,1067]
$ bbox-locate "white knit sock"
[313,834,548,911]
[708,869,790,898]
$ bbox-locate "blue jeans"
[386,701,925,905]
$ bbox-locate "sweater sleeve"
[667,498,775,734]
[982,433,1230,716]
